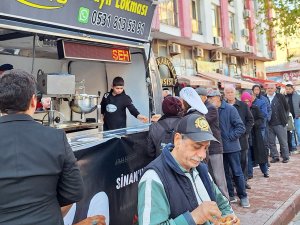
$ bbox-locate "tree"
[257,0,300,41]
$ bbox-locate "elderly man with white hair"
[224,85,254,189]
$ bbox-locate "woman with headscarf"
[241,91,269,178]
[147,96,184,157]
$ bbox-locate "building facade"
[151,0,275,89]
[266,36,300,87]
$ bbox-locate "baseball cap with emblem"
[179,87,208,114]
[176,114,219,143]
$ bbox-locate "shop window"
[159,0,178,27]
[191,0,202,34]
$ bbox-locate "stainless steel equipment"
[70,94,99,114]
[35,70,102,130]
[37,69,75,95]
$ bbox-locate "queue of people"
[143,82,300,224]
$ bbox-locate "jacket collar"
[226,98,240,107]
[0,114,34,124]
[220,100,227,109]
[162,144,186,175]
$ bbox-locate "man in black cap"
[0,63,13,75]
[139,114,240,225]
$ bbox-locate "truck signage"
[0,0,156,42]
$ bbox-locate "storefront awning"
[177,75,215,87]
[197,72,255,89]
[242,75,285,87]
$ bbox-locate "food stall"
[0,1,159,224]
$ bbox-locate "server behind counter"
[100,76,148,131]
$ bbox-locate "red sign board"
[57,40,131,63]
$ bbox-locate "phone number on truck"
[90,10,146,36]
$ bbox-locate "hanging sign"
[0,0,156,42]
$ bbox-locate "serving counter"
[65,124,154,225]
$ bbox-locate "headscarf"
[241,92,252,107]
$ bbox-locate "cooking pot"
[70,94,99,114]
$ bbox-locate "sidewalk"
[232,151,300,225]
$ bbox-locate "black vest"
[144,144,216,219]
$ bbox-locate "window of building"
[229,13,236,42]
[212,5,221,37]
[191,0,202,34]
[159,0,178,27]
[172,46,194,76]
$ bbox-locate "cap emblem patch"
[195,117,209,131]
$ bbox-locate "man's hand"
[190,201,222,225]
[137,114,148,123]
[75,215,106,225]
[151,114,161,122]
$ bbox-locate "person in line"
[241,92,269,178]
[179,86,208,115]
[148,96,183,157]
[0,63,13,75]
[266,83,290,163]
[252,84,272,157]
[207,89,249,208]
[0,69,84,225]
[100,76,148,131]
[252,85,270,135]
[285,84,300,150]
[287,112,296,153]
[196,87,229,200]
[162,87,172,98]
[224,86,254,189]
[138,114,240,225]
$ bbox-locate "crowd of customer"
[143,82,300,225]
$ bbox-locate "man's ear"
[30,95,37,111]
[173,133,182,146]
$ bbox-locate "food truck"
[0,1,161,224]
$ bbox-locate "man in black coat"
[266,83,290,163]
[196,87,229,199]
[100,76,148,131]
[224,86,254,189]
[0,70,84,225]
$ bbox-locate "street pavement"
[231,151,300,225]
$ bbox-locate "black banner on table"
[64,131,154,225]
[0,0,156,42]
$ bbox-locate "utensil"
[70,94,99,114]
